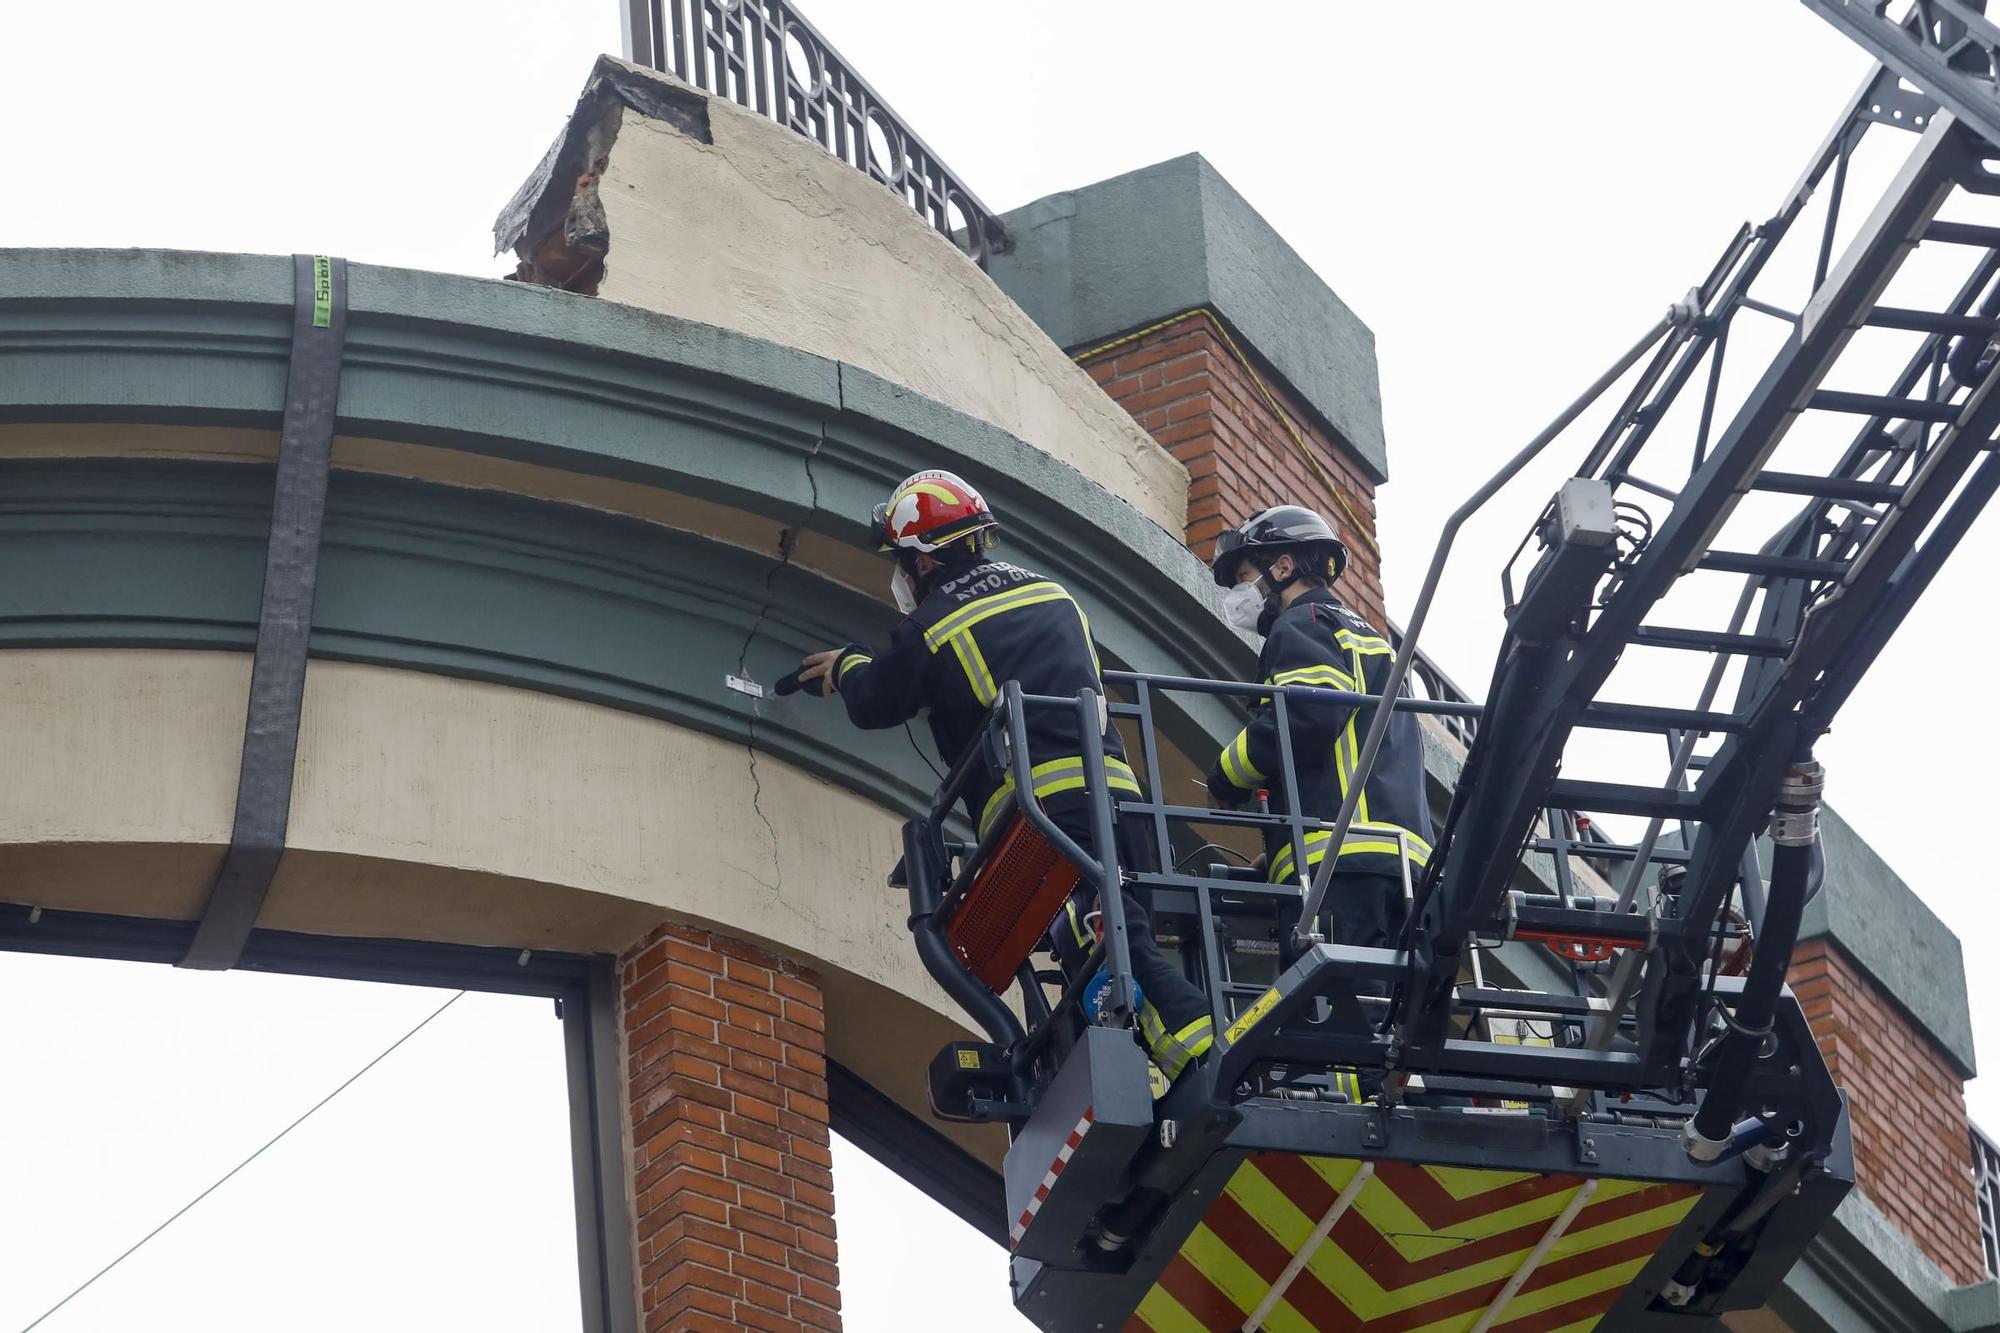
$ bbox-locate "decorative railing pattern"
[1389,621,1480,747]
[621,0,1006,265]
[1976,1121,2000,1279]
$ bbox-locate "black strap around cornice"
[182,255,346,970]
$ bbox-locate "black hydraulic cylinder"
[1689,762,1822,1151]
[902,816,1025,1051]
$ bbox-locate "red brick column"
[1077,310,1386,631]
[1789,938,1986,1283]
[619,922,842,1332]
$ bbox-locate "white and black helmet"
[1210,505,1349,587]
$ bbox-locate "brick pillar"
[1789,938,1986,1284]
[620,922,842,1332]
[1076,310,1387,631]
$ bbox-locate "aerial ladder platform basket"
[898,5,2000,1327]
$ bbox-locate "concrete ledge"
[0,646,1010,1168]
[1764,1187,2000,1332]
[1802,805,1976,1077]
[988,153,1388,480]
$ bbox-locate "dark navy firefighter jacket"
[831,560,1138,835]
[1206,587,1434,887]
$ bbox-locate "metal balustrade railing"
[1976,1120,2000,1279]
[621,0,1007,266]
[1388,620,1480,746]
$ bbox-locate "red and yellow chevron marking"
[1125,1154,1702,1333]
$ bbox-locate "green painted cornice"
[0,247,1251,756]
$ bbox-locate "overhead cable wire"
[20,989,468,1332]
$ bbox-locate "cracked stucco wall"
[576,61,1189,536]
[0,647,999,1160]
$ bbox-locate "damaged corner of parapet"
[493,57,714,298]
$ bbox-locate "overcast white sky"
[3,2,1995,1329]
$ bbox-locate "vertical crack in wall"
[734,431,823,899]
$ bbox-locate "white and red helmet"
[873,470,998,553]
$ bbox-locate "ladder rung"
[1579,702,1745,735]
[1697,550,1849,580]
[1752,470,1904,503]
[1549,780,1703,820]
[1864,305,2000,336]
[1527,838,1692,864]
[1925,220,2000,247]
[1631,625,1793,656]
[1807,389,1960,423]
[1512,903,1654,945]
[1455,987,1602,1018]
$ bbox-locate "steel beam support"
[182,254,346,971]
[1804,0,2000,149]
[566,962,639,1333]
[827,1060,1008,1246]
[1666,234,2000,1028]
[1409,115,1972,1048]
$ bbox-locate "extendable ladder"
[895,8,2000,1331]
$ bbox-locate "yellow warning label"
[1225,987,1279,1046]
[1493,1018,1552,1109]
[957,1049,982,1070]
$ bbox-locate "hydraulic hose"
[1805,831,1826,906]
[1686,759,1824,1157]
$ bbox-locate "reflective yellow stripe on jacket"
[923,581,1075,705]
[1217,727,1265,789]
[1325,630,1394,841]
[923,581,1073,649]
[1269,663,1356,691]
[1269,823,1435,884]
[979,755,1142,836]
[1139,1005,1215,1082]
[1215,661,1360,791]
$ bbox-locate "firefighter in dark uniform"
[797,469,1215,1083]
[1206,506,1434,1094]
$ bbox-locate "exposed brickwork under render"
[1078,310,1387,632]
[620,922,842,1332]
[1788,937,1985,1284]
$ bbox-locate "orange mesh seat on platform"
[945,814,1081,994]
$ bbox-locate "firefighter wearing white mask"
[1207,506,1435,1020]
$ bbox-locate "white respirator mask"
[891,565,920,616]
[1220,579,1267,632]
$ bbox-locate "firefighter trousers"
[1313,868,1408,1101]
[1043,802,1215,1081]
[1325,868,1409,980]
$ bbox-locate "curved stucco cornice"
[0,458,952,815]
[0,247,1250,751]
